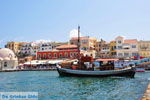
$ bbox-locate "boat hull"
[57,67,135,77]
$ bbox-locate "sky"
[0,0,150,47]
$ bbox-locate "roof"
[96,59,119,62]
[124,39,137,44]
[56,44,77,49]
[0,48,17,60]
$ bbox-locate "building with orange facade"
[70,36,97,51]
[36,44,79,60]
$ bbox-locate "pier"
[141,83,150,100]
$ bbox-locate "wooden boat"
[56,26,135,77]
[57,66,135,77]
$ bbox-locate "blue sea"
[0,71,149,100]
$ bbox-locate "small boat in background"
[135,68,145,72]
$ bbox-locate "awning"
[24,60,44,65]
[96,59,119,62]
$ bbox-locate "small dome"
[0,57,3,60]
[0,48,17,60]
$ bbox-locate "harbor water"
[0,71,149,100]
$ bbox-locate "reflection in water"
[0,71,149,100]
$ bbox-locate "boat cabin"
[95,59,119,70]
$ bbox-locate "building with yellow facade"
[5,42,25,55]
[109,40,117,57]
[138,40,150,57]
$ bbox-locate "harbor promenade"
[141,83,150,100]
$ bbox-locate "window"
[124,53,129,57]
[48,53,52,57]
[132,53,138,56]
[4,62,7,67]
[82,40,88,44]
[43,54,47,59]
[38,54,41,59]
[54,53,57,57]
[70,52,73,57]
[118,46,122,49]
[82,47,87,50]
[118,53,123,56]
[132,45,136,48]
[59,53,63,58]
[74,53,78,57]
[65,53,68,57]
[118,40,122,44]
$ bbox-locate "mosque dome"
[0,57,3,60]
[0,48,17,60]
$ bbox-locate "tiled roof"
[124,39,137,44]
[56,44,77,49]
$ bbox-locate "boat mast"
[77,25,80,62]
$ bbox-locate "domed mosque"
[0,48,18,70]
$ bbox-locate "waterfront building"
[115,36,139,58]
[100,43,110,58]
[20,42,40,56]
[96,39,110,58]
[70,36,97,58]
[39,42,67,52]
[39,42,53,51]
[5,41,25,56]
[36,44,78,60]
[70,36,97,51]
[0,48,18,70]
[18,41,67,57]
[109,40,117,57]
[95,39,110,58]
[138,40,150,57]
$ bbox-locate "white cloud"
[69,29,82,38]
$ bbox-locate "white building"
[115,36,139,58]
[0,48,18,70]
[20,41,67,56]
[39,42,53,51]
[20,42,40,56]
